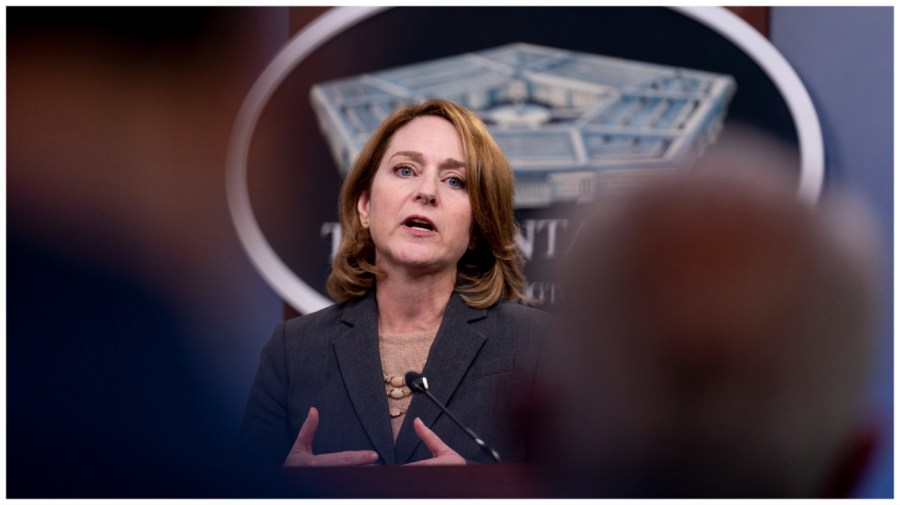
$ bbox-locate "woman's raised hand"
[283,407,380,467]
[404,417,466,466]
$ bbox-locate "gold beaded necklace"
[378,329,436,420]
[383,374,412,417]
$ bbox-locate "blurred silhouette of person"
[6,7,307,497]
[539,131,881,497]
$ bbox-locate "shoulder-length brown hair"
[326,98,525,308]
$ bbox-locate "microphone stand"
[405,371,502,463]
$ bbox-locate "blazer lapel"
[332,293,396,464]
[394,293,488,463]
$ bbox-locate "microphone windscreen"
[405,371,428,393]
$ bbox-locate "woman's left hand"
[404,417,466,465]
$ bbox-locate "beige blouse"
[378,331,437,442]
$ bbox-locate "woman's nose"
[415,191,437,205]
[414,172,438,205]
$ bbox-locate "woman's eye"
[446,176,466,189]
[396,166,415,177]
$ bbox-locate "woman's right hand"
[283,407,380,467]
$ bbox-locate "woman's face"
[358,115,473,278]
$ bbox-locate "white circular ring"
[677,6,824,205]
[226,6,825,315]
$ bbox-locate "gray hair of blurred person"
[543,130,881,498]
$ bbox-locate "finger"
[305,450,380,467]
[284,408,320,466]
[292,406,319,453]
[412,417,454,458]
[406,418,465,466]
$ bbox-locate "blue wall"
[770,6,893,498]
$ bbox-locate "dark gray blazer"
[239,290,550,466]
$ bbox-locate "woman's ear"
[357,191,370,227]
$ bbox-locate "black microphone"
[404,371,502,463]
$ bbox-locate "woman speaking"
[239,99,550,466]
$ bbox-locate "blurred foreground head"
[544,132,880,497]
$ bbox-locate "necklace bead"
[384,375,412,399]
[386,375,406,388]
